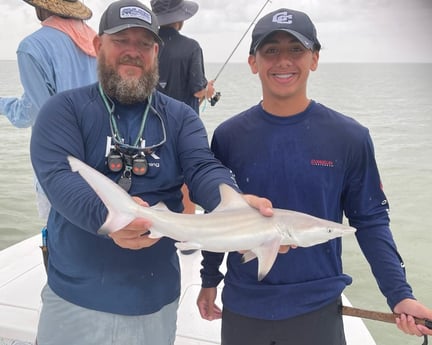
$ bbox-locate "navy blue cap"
[250,8,321,54]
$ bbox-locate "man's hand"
[394,298,432,337]
[108,197,160,250]
[196,80,215,103]
[197,287,222,321]
[242,194,273,217]
[242,194,295,253]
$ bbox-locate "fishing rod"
[208,0,272,106]
[341,305,431,345]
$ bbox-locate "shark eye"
[327,228,333,233]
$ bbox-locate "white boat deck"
[0,235,376,345]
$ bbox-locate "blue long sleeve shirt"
[30,84,237,315]
[0,24,96,127]
[201,101,414,320]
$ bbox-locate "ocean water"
[0,60,431,345]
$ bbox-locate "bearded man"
[30,1,273,344]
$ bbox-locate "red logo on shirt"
[310,159,334,168]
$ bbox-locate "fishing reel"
[210,92,221,106]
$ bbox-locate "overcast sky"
[1,0,431,63]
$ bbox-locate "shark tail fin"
[68,156,138,235]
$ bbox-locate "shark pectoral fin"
[241,251,257,263]
[253,238,281,281]
[175,242,202,251]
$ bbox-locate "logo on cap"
[120,6,152,24]
[272,11,293,25]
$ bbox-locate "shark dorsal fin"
[213,184,250,213]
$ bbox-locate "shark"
[68,156,356,280]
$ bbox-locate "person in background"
[197,8,432,345]
[151,0,215,222]
[0,0,97,220]
[150,0,214,114]
[30,1,271,344]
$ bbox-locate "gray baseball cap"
[250,8,321,54]
[99,0,163,45]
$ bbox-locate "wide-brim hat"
[23,0,92,20]
[150,0,198,26]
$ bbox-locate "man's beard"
[98,52,159,104]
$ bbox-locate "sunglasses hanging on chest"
[100,84,166,192]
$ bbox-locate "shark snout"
[328,225,356,238]
[341,225,356,234]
